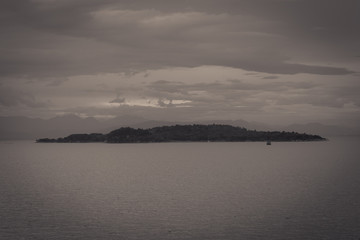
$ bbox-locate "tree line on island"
[36,124,326,143]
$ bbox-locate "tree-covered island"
[36,124,326,143]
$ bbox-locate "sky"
[1,0,359,127]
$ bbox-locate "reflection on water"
[1,138,360,239]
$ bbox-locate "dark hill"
[36,124,326,143]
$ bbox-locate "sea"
[1,137,359,240]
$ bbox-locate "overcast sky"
[1,0,359,126]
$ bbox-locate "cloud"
[157,98,174,108]
[0,0,359,127]
[30,69,357,126]
[142,78,360,111]
[262,76,279,79]
[0,0,356,79]
[109,97,126,104]
[0,87,48,108]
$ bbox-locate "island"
[36,124,326,143]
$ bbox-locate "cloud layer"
[0,0,359,127]
[1,0,358,78]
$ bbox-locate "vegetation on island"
[36,124,326,143]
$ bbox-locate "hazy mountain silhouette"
[0,115,357,140]
[0,115,166,140]
[0,115,100,140]
[194,119,274,131]
[99,115,150,132]
[282,122,357,137]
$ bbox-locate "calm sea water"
[1,138,360,240]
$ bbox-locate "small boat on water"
[266,141,271,145]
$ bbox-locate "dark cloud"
[157,99,174,108]
[0,0,357,79]
[0,87,48,108]
[109,97,126,104]
[262,76,279,79]
[148,79,317,94]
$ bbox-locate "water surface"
[1,138,359,239]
